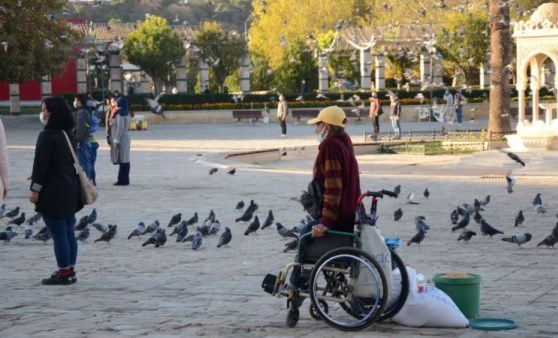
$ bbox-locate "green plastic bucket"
[433,273,481,318]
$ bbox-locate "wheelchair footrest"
[262,273,277,294]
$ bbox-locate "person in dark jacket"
[29,96,84,285]
[289,105,361,288]
[73,94,93,180]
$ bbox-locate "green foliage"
[249,54,274,91]
[0,0,80,83]
[123,16,185,94]
[273,39,318,94]
[193,22,247,91]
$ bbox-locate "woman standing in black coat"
[29,96,84,285]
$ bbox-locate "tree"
[273,39,318,94]
[123,16,185,94]
[488,0,512,135]
[435,12,490,86]
[193,21,246,92]
[0,0,80,83]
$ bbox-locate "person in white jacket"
[277,93,288,137]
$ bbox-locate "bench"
[232,110,262,123]
[290,109,320,122]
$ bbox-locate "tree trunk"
[488,0,512,137]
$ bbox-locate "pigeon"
[394,185,401,198]
[535,204,547,214]
[456,205,468,216]
[261,210,274,230]
[480,219,504,237]
[0,226,17,242]
[506,172,516,193]
[246,200,259,213]
[450,209,459,225]
[33,226,52,242]
[244,215,260,235]
[208,220,221,235]
[175,221,189,242]
[514,210,524,227]
[87,208,97,224]
[142,228,167,247]
[283,239,299,253]
[181,234,195,243]
[142,220,160,235]
[473,199,484,212]
[186,212,198,226]
[145,94,166,118]
[276,222,298,239]
[407,227,426,246]
[473,210,483,224]
[457,230,476,242]
[506,151,525,166]
[209,168,218,175]
[197,225,210,237]
[167,213,182,228]
[94,224,117,243]
[393,208,403,221]
[3,206,20,218]
[452,213,470,232]
[7,212,25,226]
[77,228,90,241]
[532,193,542,206]
[0,203,5,217]
[128,222,146,239]
[479,195,491,206]
[406,192,419,205]
[75,214,91,231]
[235,200,245,210]
[415,216,429,233]
[217,227,232,247]
[204,209,215,224]
[292,219,307,234]
[91,223,107,233]
[192,231,203,250]
[423,188,430,198]
[537,234,557,247]
[227,168,236,175]
[553,223,558,238]
[26,212,42,225]
[235,209,253,223]
[502,233,532,246]
[24,223,34,239]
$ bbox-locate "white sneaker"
[281,134,287,137]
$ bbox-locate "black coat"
[30,129,83,217]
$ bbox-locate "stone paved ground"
[0,116,557,338]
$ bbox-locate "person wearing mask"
[73,94,93,180]
[277,93,288,137]
[29,96,83,285]
[288,105,361,289]
[111,97,131,186]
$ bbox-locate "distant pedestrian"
[73,94,93,180]
[110,97,131,186]
[368,92,381,140]
[443,89,453,112]
[0,117,8,204]
[389,92,402,139]
[454,89,464,126]
[277,93,288,137]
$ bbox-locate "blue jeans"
[455,106,463,124]
[289,220,319,288]
[77,140,93,181]
[42,213,78,269]
[390,116,401,138]
[89,141,99,185]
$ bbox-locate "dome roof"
[530,3,558,25]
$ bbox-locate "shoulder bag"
[62,131,98,205]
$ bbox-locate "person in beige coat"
[0,118,8,203]
[277,93,288,137]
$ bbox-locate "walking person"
[73,94,93,180]
[29,96,83,285]
[369,92,381,140]
[390,92,402,139]
[454,89,464,126]
[111,96,131,186]
[277,93,288,137]
[0,117,8,203]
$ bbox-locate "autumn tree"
[193,21,246,92]
[123,16,185,94]
[273,39,318,94]
[0,0,80,83]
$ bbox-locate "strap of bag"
[61,130,80,172]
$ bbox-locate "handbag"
[299,179,323,220]
[62,131,98,205]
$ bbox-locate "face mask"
[40,112,47,126]
[317,124,328,143]
[73,101,78,109]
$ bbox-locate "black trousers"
[371,116,380,135]
[117,162,130,185]
[279,119,287,135]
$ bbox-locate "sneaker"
[41,271,72,285]
[281,134,287,137]
[70,271,77,284]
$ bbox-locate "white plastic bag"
[392,267,469,328]
[355,224,393,297]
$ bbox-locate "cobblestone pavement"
[0,117,557,338]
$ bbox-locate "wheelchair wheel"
[308,247,387,331]
[309,299,328,320]
[286,305,299,328]
[379,249,409,321]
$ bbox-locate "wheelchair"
[262,190,409,331]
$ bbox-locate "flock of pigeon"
[401,151,558,248]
